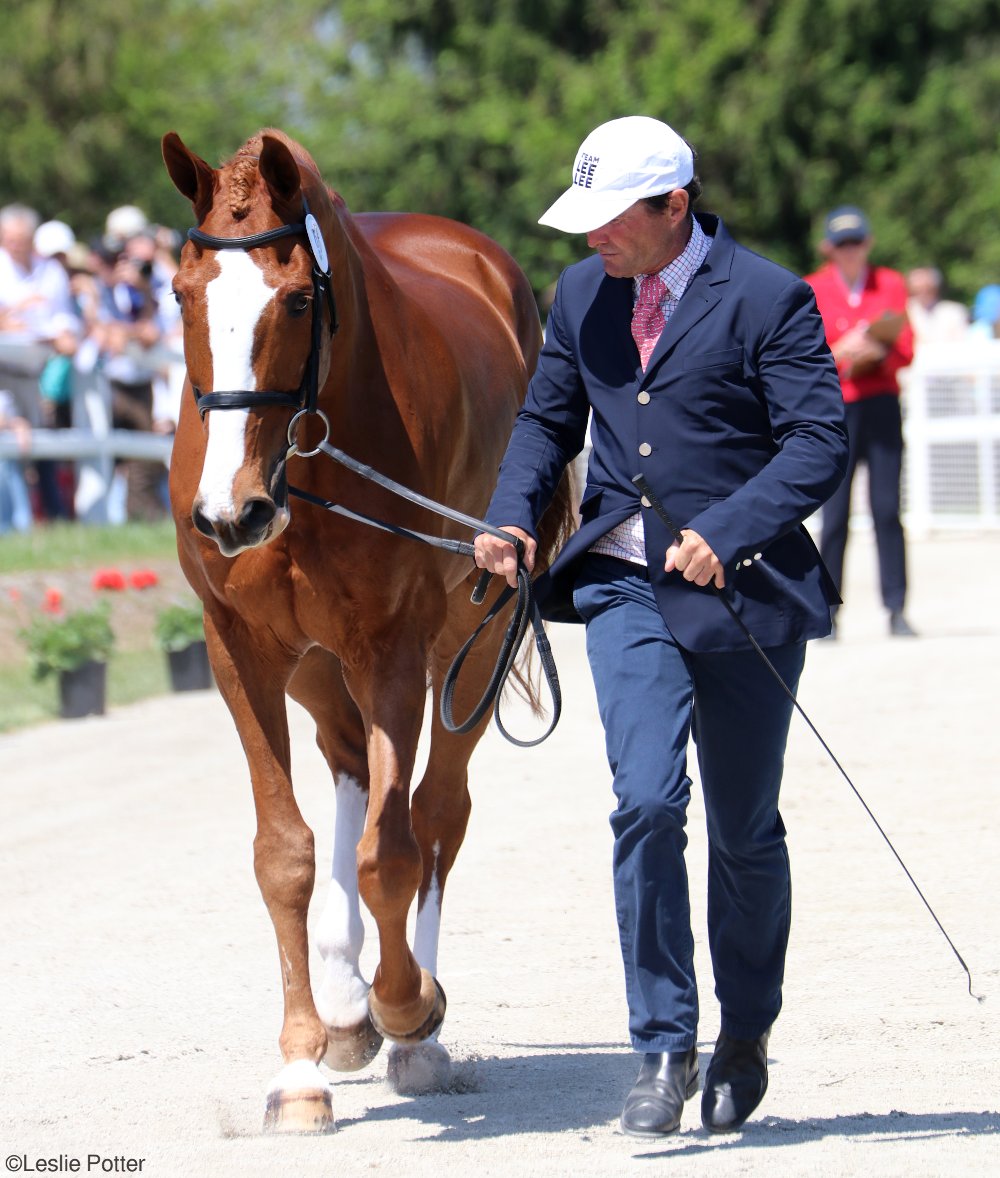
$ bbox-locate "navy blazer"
[486,214,849,652]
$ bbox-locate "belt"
[586,554,650,581]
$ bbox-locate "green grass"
[0,649,174,732]
[1,520,195,732]
[0,520,178,573]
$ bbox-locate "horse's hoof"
[263,1087,334,1134]
[263,1060,334,1134]
[323,1016,384,1072]
[387,1040,452,1095]
[368,968,447,1044]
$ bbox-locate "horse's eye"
[288,293,310,317]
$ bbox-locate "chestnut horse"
[161,128,573,1132]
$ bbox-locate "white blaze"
[198,251,274,516]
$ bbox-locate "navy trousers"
[820,393,907,613]
[572,556,805,1052]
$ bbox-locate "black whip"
[632,472,983,1003]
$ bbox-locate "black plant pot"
[167,640,213,692]
[58,659,107,719]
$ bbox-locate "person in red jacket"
[805,206,917,638]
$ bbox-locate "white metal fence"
[0,341,174,525]
[901,339,1000,534]
[5,340,1000,532]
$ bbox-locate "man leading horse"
[475,115,848,1138]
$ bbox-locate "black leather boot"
[701,1030,769,1132]
[620,1047,699,1137]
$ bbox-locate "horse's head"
[162,129,339,556]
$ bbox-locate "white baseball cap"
[34,219,76,258]
[539,116,694,234]
[105,204,149,243]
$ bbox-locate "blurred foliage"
[1,0,998,304]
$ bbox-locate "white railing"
[5,340,1000,532]
[0,341,174,524]
[901,339,1000,534]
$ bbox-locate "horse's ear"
[162,132,216,212]
[259,134,302,206]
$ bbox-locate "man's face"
[586,196,689,278]
[907,269,939,309]
[1,221,34,268]
[827,237,871,284]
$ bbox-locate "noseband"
[186,197,339,418]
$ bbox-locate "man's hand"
[665,528,725,589]
[474,526,536,589]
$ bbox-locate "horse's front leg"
[344,636,447,1050]
[288,647,384,1073]
[206,618,332,1134]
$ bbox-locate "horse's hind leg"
[287,647,384,1072]
[385,588,502,1094]
[343,625,449,1050]
[384,711,477,1093]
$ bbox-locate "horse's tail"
[508,461,579,716]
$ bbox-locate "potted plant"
[155,602,213,691]
[19,600,115,719]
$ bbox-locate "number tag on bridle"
[305,214,329,272]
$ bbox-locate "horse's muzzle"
[193,496,289,556]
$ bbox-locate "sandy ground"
[1,528,998,1177]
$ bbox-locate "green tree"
[0,0,330,242]
[2,0,997,304]
[309,0,1000,302]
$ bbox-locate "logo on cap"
[830,214,863,234]
[573,153,599,190]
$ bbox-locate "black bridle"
[185,196,338,418]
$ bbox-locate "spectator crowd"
[0,202,184,531]
[2,195,1000,535]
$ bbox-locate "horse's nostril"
[240,498,276,534]
[192,505,214,538]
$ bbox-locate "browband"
[187,223,306,250]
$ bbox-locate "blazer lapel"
[582,273,641,381]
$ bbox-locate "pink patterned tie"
[631,273,668,370]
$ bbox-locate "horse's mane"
[223,128,344,219]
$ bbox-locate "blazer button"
[640,495,651,508]
[637,391,651,404]
[638,442,652,456]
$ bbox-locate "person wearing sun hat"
[475,116,847,1138]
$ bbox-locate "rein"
[286,415,561,748]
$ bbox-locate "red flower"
[8,587,21,603]
[43,587,63,614]
[92,568,127,591]
[129,569,160,590]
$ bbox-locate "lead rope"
[286,416,560,747]
[632,473,983,1002]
